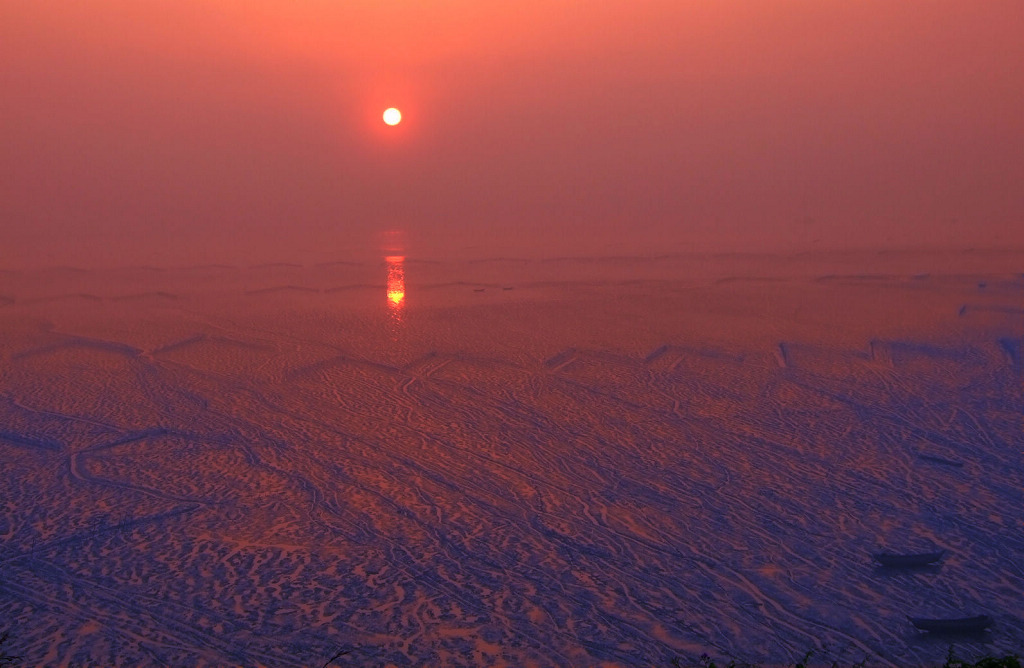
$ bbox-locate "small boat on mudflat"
[873,550,945,568]
[908,615,993,634]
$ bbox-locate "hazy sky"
[2,1,1023,266]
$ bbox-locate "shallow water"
[1,250,1022,666]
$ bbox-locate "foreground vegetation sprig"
[668,644,1022,668]
[943,645,1021,668]
[0,632,21,667]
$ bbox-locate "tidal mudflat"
[1,250,1022,666]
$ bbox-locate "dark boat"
[873,550,945,568]
[908,615,993,634]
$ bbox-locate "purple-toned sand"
[1,250,1022,666]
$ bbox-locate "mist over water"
[3,1,1024,269]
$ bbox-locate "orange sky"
[2,1,1023,266]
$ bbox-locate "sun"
[383,108,402,126]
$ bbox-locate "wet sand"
[1,249,1022,666]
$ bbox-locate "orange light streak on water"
[386,255,405,307]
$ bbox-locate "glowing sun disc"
[383,108,402,126]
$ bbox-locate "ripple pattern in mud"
[1,263,1022,666]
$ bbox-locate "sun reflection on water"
[386,255,405,308]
